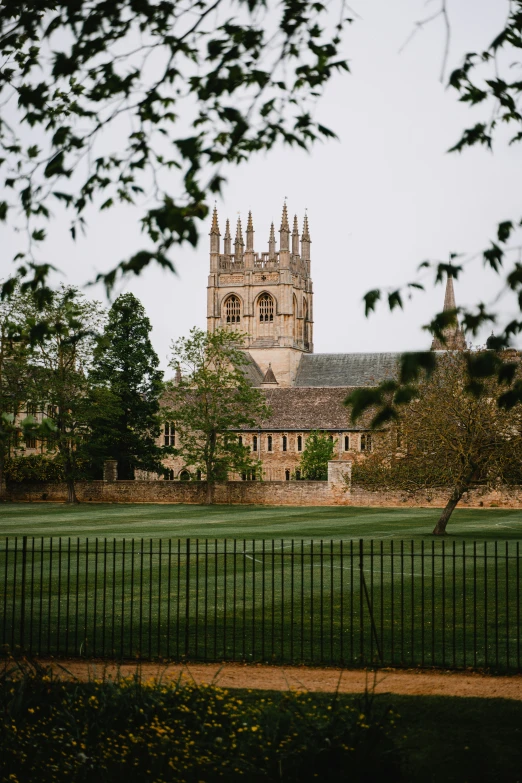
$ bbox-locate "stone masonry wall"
[6,478,522,508]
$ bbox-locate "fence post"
[359,538,383,665]
[20,535,27,651]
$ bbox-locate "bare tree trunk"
[66,477,79,505]
[432,478,473,535]
[206,480,214,505]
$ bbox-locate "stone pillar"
[328,460,351,489]
[103,460,118,483]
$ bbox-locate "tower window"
[267,435,272,452]
[225,295,241,324]
[164,422,175,446]
[361,434,372,452]
[297,435,302,452]
[344,435,350,451]
[258,293,274,322]
[282,435,287,452]
[252,435,258,451]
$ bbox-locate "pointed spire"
[431,270,466,351]
[301,212,310,241]
[261,363,278,385]
[210,205,220,235]
[223,218,232,254]
[246,210,254,251]
[443,272,457,312]
[279,201,290,251]
[301,212,311,261]
[268,221,276,258]
[234,216,244,260]
[292,214,299,255]
[209,204,220,255]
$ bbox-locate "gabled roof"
[294,353,400,387]
[241,387,374,431]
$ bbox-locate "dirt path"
[21,660,522,700]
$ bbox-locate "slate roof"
[240,387,372,431]
[294,353,400,387]
[242,353,264,386]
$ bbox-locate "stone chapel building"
[160,203,467,481]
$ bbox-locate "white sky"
[2,0,521,372]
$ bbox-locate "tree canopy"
[351,351,522,535]
[88,292,166,480]
[168,327,269,502]
[0,0,349,297]
[298,430,334,480]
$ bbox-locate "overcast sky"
[3,0,520,373]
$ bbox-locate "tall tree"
[350,351,522,535]
[89,293,165,480]
[0,288,42,499]
[298,431,335,480]
[30,286,105,503]
[0,1,348,295]
[168,327,269,503]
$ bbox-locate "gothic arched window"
[282,435,287,452]
[267,435,273,452]
[344,435,350,451]
[297,435,302,452]
[258,293,274,322]
[225,295,241,324]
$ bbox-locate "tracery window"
[164,422,175,446]
[258,293,274,322]
[225,295,241,324]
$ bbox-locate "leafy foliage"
[168,327,269,501]
[298,430,334,480]
[88,293,165,480]
[4,454,64,483]
[0,0,350,295]
[351,352,522,534]
[28,286,106,502]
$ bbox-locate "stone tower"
[207,203,314,386]
[431,271,467,351]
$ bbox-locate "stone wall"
[6,477,522,508]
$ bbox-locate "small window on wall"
[295,469,301,480]
[297,435,302,452]
[329,435,334,442]
[26,403,37,417]
[238,435,243,447]
[267,435,272,452]
[165,469,174,481]
[225,295,241,324]
[164,422,175,446]
[25,436,37,449]
[242,473,247,481]
[252,435,258,451]
[282,435,287,452]
[197,470,202,480]
[179,470,191,481]
[360,434,372,452]
[285,469,290,481]
[344,435,350,451]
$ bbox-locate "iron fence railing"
[1,537,521,671]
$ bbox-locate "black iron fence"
[1,537,521,671]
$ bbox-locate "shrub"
[1,660,402,782]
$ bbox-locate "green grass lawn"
[2,505,521,671]
[1,502,522,539]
